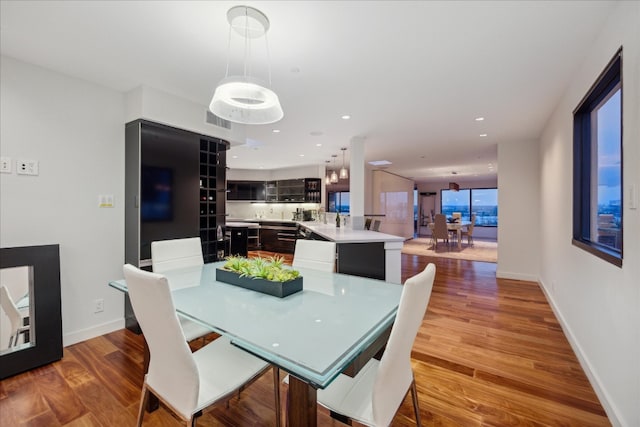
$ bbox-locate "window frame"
[440,187,498,227]
[572,48,623,267]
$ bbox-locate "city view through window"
[441,188,498,226]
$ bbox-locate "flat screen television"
[141,165,173,221]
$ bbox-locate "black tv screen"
[141,166,173,221]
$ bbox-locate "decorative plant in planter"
[217,256,303,297]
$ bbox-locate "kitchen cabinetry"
[125,119,229,331]
[227,180,265,201]
[230,178,321,202]
[260,222,298,253]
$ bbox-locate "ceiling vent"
[205,110,232,129]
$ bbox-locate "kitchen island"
[229,219,404,284]
[297,222,404,284]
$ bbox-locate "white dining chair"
[316,263,436,426]
[123,264,281,427]
[292,240,336,273]
[0,285,29,348]
[151,237,211,342]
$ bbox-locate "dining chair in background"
[151,237,210,342]
[316,263,436,427]
[364,218,372,230]
[0,285,29,348]
[432,214,449,251]
[293,239,336,272]
[371,220,381,232]
[461,213,476,246]
[123,264,281,427]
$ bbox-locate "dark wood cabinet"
[125,119,229,331]
[260,223,297,253]
[227,180,265,201]
[229,178,321,203]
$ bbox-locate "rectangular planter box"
[216,268,303,298]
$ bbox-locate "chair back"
[372,263,436,426]
[293,240,336,272]
[0,285,22,338]
[433,214,448,239]
[468,214,476,234]
[151,237,204,274]
[123,264,199,420]
[364,218,372,230]
[371,220,381,232]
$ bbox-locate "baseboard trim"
[63,318,125,347]
[495,269,538,282]
[538,279,624,427]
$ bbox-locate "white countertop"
[226,219,405,244]
[299,223,405,244]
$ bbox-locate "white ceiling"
[0,1,616,183]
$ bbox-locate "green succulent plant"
[222,256,300,283]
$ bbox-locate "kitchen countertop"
[227,218,404,244]
[299,222,404,244]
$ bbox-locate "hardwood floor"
[0,254,610,426]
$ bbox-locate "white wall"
[371,170,414,238]
[0,56,126,346]
[538,2,639,426]
[497,139,540,281]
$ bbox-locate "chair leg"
[273,366,281,427]
[410,379,422,427]
[137,385,150,427]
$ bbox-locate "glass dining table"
[109,261,403,427]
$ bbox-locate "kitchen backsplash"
[226,202,321,221]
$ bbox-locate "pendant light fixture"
[325,160,331,185]
[330,155,339,184]
[209,6,284,125]
[339,147,349,180]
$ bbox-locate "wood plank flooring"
[0,253,611,426]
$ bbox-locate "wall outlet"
[94,298,104,313]
[16,159,39,175]
[0,157,11,173]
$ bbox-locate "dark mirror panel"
[0,245,62,380]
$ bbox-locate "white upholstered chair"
[151,237,211,342]
[292,240,336,273]
[432,214,449,251]
[151,237,204,273]
[0,285,29,347]
[316,263,436,426]
[123,264,281,427]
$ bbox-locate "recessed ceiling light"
[232,155,238,159]
[272,129,280,133]
[316,143,322,147]
[480,133,488,137]
[368,160,392,166]
[299,154,305,157]
[341,115,351,120]
[475,117,485,121]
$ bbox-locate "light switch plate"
[0,157,11,173]
[629,184,638,210]
[98,194,114,208]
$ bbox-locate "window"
[328,191,350,213]
[441,188,498,226]
[573,48,622,267]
